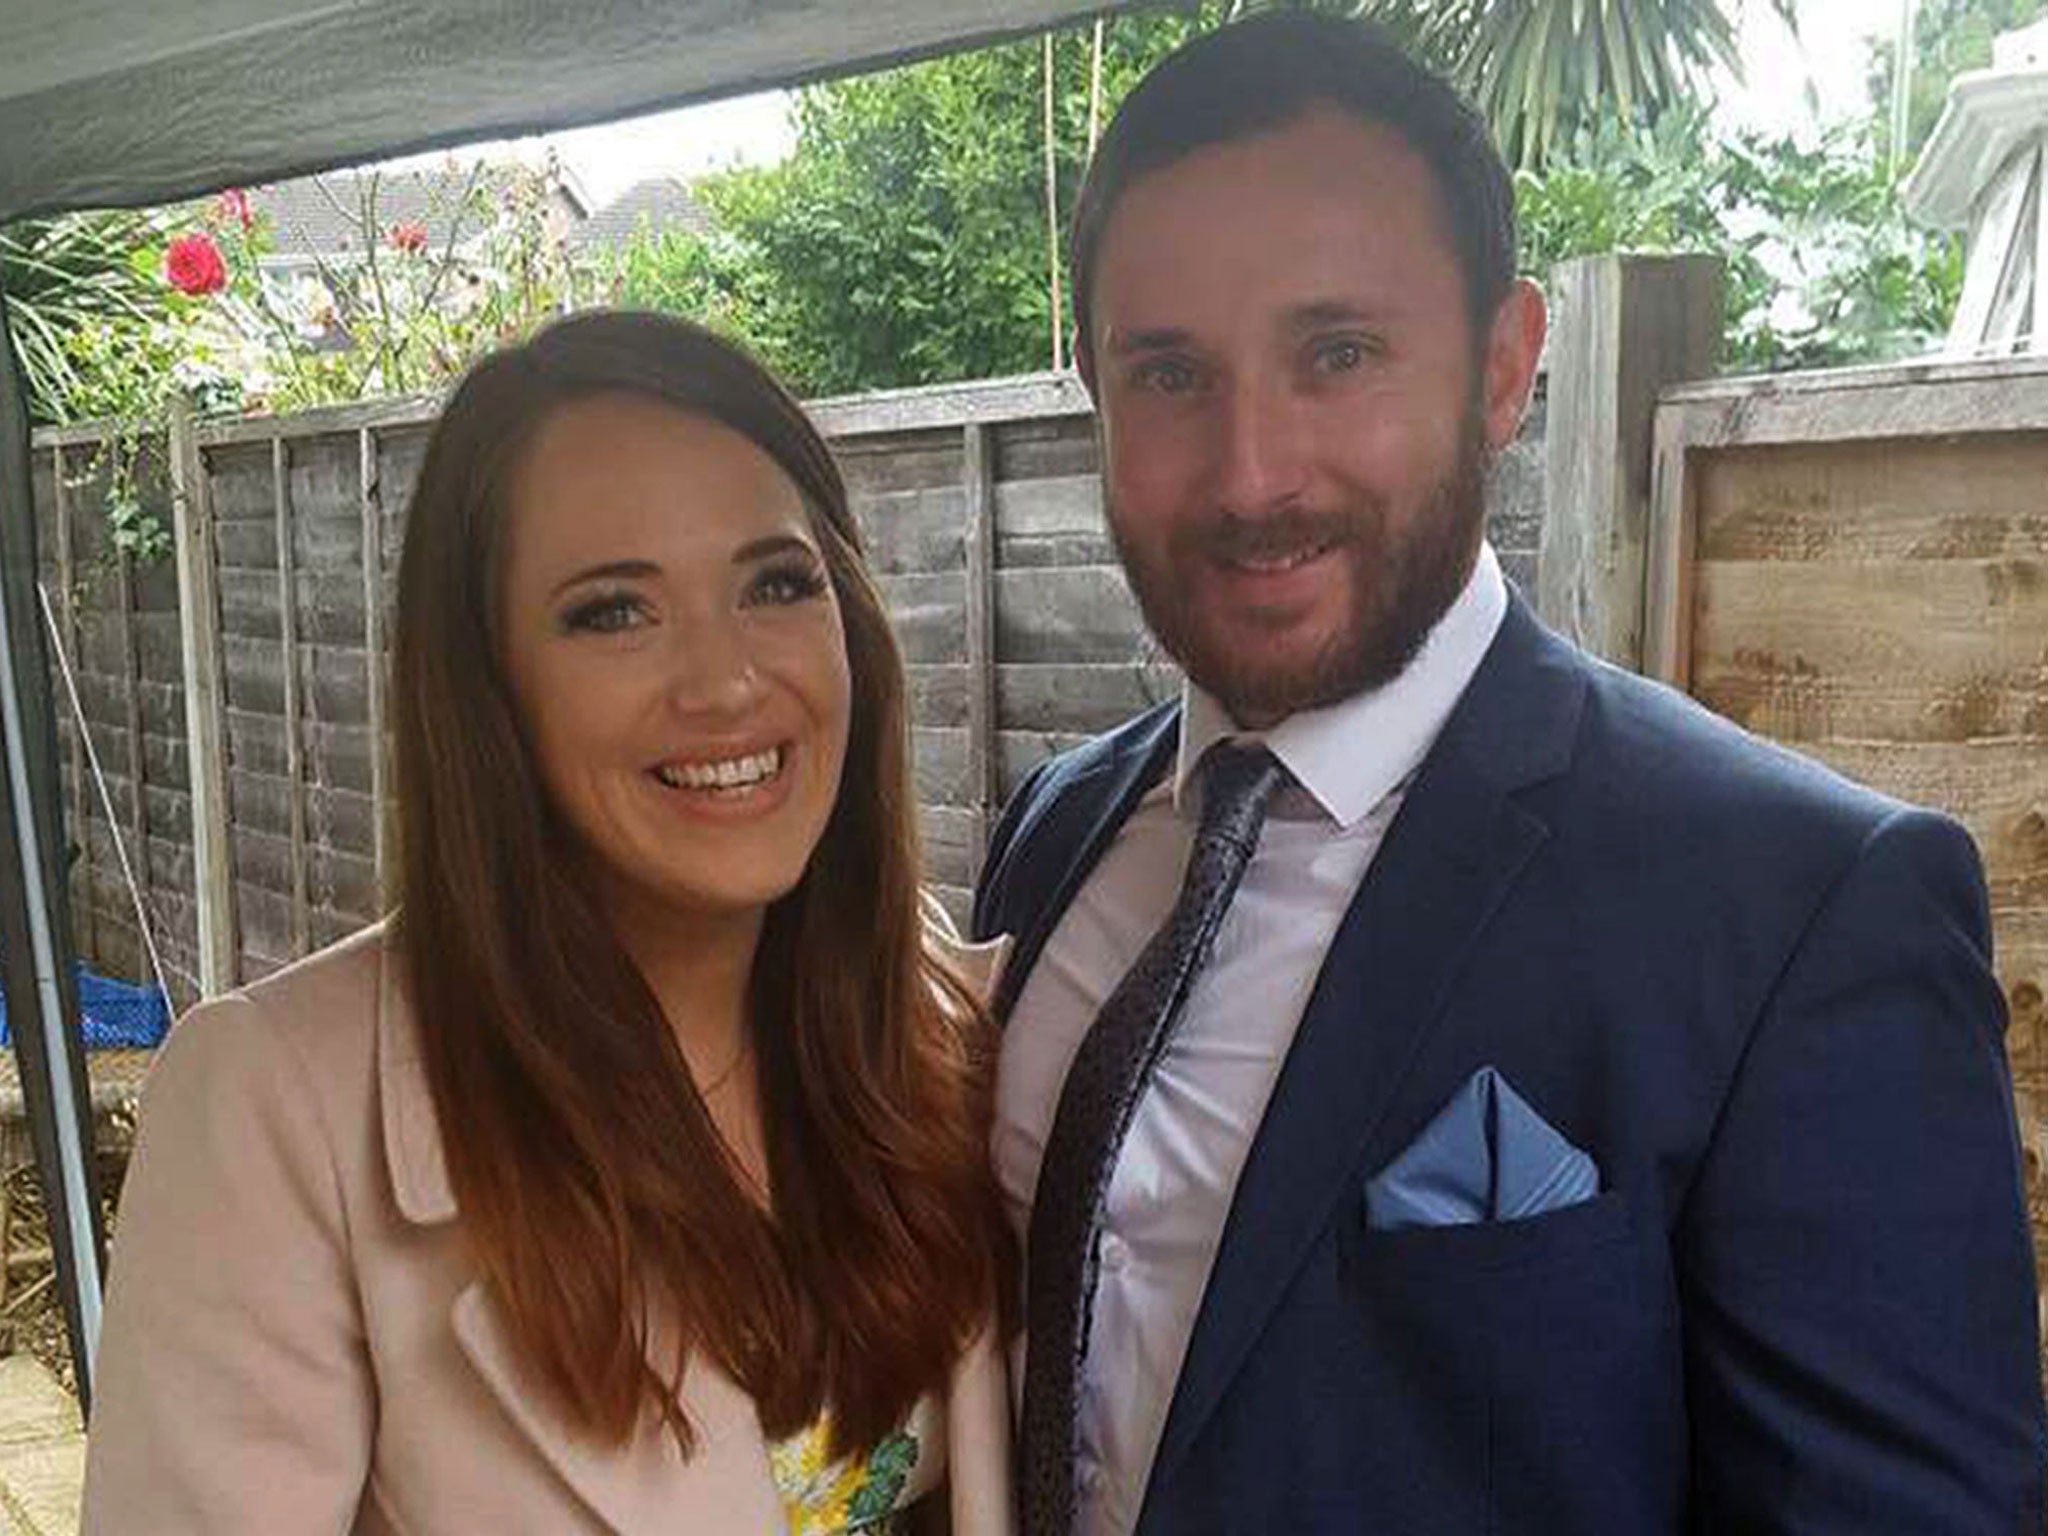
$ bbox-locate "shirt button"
[1100,1234,1129,1273]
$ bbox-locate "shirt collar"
[1172,540,1509,829]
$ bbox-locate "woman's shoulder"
[149,919,392,1129]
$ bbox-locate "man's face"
[1085,106,1543,727]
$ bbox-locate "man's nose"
[1214,378,1311,515]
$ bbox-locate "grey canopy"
[0,0,1117,222]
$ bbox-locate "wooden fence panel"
[1651,361,2048,1355]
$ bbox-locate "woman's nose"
[661,616,763,717]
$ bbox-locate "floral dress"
[770,1396,945,1535]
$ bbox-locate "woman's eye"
[560,591,649,634]
[747,561,829,608]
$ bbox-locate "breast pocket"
[1338,1190,1682,1533]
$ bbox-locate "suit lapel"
[1147,599,1588,1490]
[989,703,1180,1023]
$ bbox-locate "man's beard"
[1108,403,1492,727]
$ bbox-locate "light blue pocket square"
[1363,1066,1599,1233]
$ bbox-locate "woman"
[83,312,1014,1534]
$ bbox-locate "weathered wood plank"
[112,543,151,911]
[1694,436,2048,562]
[876,572,967,665]
[904,664,969,729]
[230,825,381,917]
[912,733,972,815]
[213,517,280,571]
[994,474,1114,570]
[997,661,1180,735]
[361,426,390,896]
[274,437,310,958]
[219,566,369,643]
[228,708,376,795]
[49,446,95,959]
[1690,558,2048,742]
[919,804,983,858]
[1660,359,2048,447]
[222,636,374,719]
[1797,740,2048,909]
[994,415,1098,481]
[227,769,377,854]
[206,441,281,523]
[835,432,964,496]
[193,393,441,448]
[139,729,192,793]
[170,401,237,992]
[963,422,997,848]
[995,565,1147,664]
[808,372,1089,439]
[1538,253,1723,668]
[849,485,965,575]
[232,881,294,976]
[917,823,978,888]
[911,727,972,808]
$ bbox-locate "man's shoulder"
[1566,643,1904,839]
[972,700,1177,939]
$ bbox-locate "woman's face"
[499,392,852,928]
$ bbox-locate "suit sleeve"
[1679,807,2046,1533]
[83,996,375,1533]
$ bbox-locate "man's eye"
[1311,336,1376,375]
[1132,358,1201,396]
[560,592,649,634]
[747,562,829,607]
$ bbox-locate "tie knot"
[1197,741,1287,850]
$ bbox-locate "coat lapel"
[988,703,1181,1023]
[450,1283,787,1534]
[1147,599,1589,1490]
[372,931,786,1534]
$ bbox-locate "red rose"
[215,189,254,232]
[388,222,429,255]
[165,232,228,297]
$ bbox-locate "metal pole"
[0,276,105,1411]
[1891,0,1918,179]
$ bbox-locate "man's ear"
[1480,278,1546,453]
[1074,329,1099,399]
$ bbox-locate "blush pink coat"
[82,920,1015,1535]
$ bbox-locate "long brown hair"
[391,311,1006,1456]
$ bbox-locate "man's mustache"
[1188,507,1364,563]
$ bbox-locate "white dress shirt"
[993,543,1509,1536]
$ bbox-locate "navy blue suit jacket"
[973,597,2045,1534]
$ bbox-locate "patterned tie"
[1019,740,1289,1536]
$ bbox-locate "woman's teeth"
[653,746,783,792]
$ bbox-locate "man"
[973,13,2045,1535]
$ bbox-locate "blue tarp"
[0,964,170,1050]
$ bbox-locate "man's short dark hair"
[1070,11,1517,367]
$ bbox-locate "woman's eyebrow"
[732,533,819,566]
[549,559,660,600]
